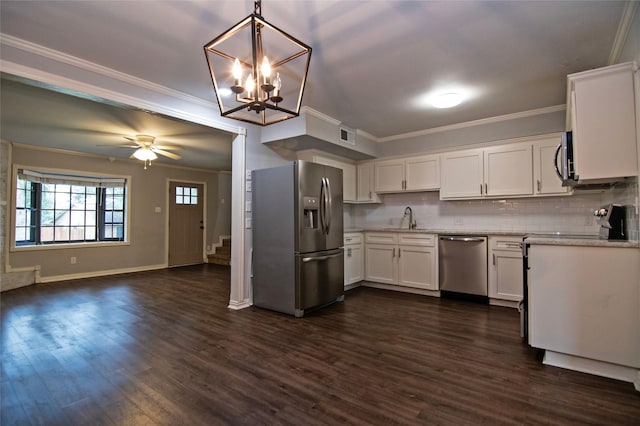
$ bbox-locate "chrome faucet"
[404,206,416,229]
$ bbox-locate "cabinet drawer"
[398,233,435,247]
[490,237,523,251]
[344,233,363,245]
[365,232,397,245]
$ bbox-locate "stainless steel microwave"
[554,131,577,186]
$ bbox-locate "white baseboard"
[490,298,520,309]
[344,282,362,291]
[543,350,640,391]
[362,281,440,298]
[38,263,168,283]
[228,298,251,310]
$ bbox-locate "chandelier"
[203,0,312,126]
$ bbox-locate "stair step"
[216,246,231,256]
[208,253,231,266]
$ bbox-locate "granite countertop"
[524,235,639,248]
[344,228,525,237]
[344,228,640,248]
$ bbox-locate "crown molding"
[608,1,639,65]
[300,106,342,126]
[378,104,566,143]
[0,33,216,109]
[0,34,246,136]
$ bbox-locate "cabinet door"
[356,163,380,202]
[484,143,533,197]
[570,64,637,181]
[364,244,396,284]
[397,245,437,290]
[488,249,523,301]
[344,244,364,285]
[405,155,440,191]
[440,149,483,199]
[374,160,404,193]
[533,136,569,195]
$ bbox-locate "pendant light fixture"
[203,0,312,126]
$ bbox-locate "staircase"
[208,237,231,266]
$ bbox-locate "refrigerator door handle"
[302,251,343,262]
[319,178,327,234]
[325,177,332,234]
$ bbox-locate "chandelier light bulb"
[232,58,243,80]
[261,56,271,79]
[245,75,255,98]
[230,58,244,94]
[270,72,283,103]
[261,56,274,92]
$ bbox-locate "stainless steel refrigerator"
[252,161,344,317]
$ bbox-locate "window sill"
[10,241,130,252]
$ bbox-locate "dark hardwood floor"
[1,264,638,425]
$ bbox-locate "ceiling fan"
[106,134,182,168]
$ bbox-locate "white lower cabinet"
[365,232,437,290]
[344,233,364,287]
[528,244,640,382]
[488,236,523,302]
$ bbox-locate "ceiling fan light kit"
[203,0,312,126]
[132,147,157,161]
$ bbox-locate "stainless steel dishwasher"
[438,235,488,301]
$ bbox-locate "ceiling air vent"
[339,127,355,145]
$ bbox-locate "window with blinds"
[15,169,128,246]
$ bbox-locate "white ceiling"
[0,0,632,166]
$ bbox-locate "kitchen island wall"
[347,181,638,238]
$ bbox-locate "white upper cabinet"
[484,143,533,197]
[440,148,484,198]
[405,155,440,191]
[441,143,534,199]
[374,154,439,193]
[567,62,638,182]
[356,162,381,203]
[532,135,570,195]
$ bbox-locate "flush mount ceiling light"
[431,92,463,109]
[203,0,312,126]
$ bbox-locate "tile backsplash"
[347,179,639,239]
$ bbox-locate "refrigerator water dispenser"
[303,196,319,229]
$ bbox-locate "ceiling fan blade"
[152,149,182,160]
[97,143,140,148]
[152,144,183,151]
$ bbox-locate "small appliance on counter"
[593,204,628,240]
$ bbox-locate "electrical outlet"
[454,217,463,225]
[70,256,77,264]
